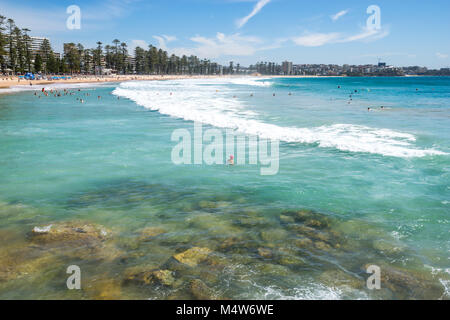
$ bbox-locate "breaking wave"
[113,78,446,158]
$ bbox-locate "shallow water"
[0,77,449,299]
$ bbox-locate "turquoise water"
[0,77,448,299]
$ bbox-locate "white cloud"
[339,27,389,43]
[236,0,271,29]
[293,27,389,47]
[151,32,269,59]
[130,40,149,53]
[292,33,341,47]
[331,10,348,22]
[152,35,177,50]
[436,52,449,59]
[188,32,262,58]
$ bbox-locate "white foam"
[33,225,52,233]
[113,78,447,158]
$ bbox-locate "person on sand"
[227,155,234,166]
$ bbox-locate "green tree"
[0,15,7,72]
[34,54,42,72]
[22,28,32,72]
[39,39,53,73]
[94,41,103,74]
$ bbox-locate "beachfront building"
[282,61,293,75]
[30,37,49,57]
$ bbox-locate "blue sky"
[1,0,449,68]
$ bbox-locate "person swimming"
[227,155,234,166]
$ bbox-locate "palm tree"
[22,28,32,72]
[95,41,103,74]
[7,19,16,73]
[0,15,7,72]
[120,42,127,74]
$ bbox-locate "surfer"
[227,155,234,166]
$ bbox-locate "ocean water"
[0,77,448,299]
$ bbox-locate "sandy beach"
[0,74,227,90]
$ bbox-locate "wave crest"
[113,79,446,158]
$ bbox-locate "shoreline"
[1,74,447,96]
[0,75,225,91]
[2,74,444,91]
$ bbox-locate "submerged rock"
[190,279,217,300]
[260,229,289,242]
[319,270,364,290]
[372,239,406,255]
[218,236,242,251]
[173,247,213,267]
[198,201,219,210]
[279,215,295,224]
[29,221,112,245]
[255,263,291,277]
[151,270,176,286]
[257,248,273,259]
[124,266,175,287]
[314,241,332,251]
[235,216,270,228]
[293,237,314,249]
[86,278,122,300]
[364,263,445,299]
[0,247,60,283]
[294,210,315,221]
[27,221,125,263]
[274,247,305,266]
[305,219,329,229]
[138,227,166,241]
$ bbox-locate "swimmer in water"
[228,155,234,166]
